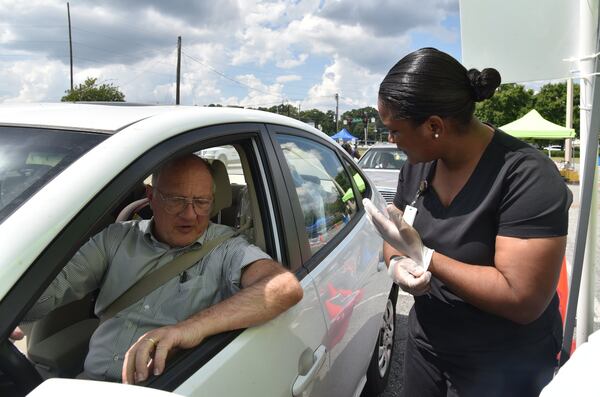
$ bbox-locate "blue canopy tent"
[330,128,356,142]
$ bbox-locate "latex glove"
[363,198,434,270]
[388,256,432,296]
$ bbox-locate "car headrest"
[209,159,232,218]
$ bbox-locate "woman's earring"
[434,133,439,139]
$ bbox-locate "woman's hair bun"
[467,68,501,102]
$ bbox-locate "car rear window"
[0,127,106,223]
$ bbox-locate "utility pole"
[176,36,181,105]
[363,112,369,145]
[565,78,573,164]
[67,2,73,91]
[335,93,339,131]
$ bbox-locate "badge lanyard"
[403,164,434,226]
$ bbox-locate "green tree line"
[63,77,579,140]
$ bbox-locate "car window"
[0,127,106,223]
[358,147,406,169]
[276,135,357,254]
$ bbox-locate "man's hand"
[9,326,24,341]
[122,323,204,384]
[363,199,434,270]
[389,256,431,296]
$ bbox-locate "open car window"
[9,135,270,388]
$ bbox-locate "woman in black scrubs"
[365,48,571,397]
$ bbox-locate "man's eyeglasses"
[156,190,213,215]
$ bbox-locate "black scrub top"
[393,129,572,353]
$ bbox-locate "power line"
[182,50,284,100]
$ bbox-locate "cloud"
[301,56,383,111]
[0,0,460,110]
[319,0,458,37]
[276,74,302,83]
[0,58,67,102]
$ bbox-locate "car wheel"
[361,287,397,396]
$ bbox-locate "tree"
[340,107,381,141]
[534,82,580,138]
[257,104,300,120]
[474,83,534,127]
[299,108,336,134]
[61,77,125,102]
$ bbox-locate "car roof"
[0,102,321,134]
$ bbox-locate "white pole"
[565,78,573,164]
[575,0,598,346]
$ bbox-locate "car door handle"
[292,345,327,396]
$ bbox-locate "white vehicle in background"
[0,103,396,397]
[199,145,240,167]
[543,144,563,156]
[358,143,406,204]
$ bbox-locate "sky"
[0,0,461,112]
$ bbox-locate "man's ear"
[145,184,154,201]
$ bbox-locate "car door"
[0,122,328,396]
[267,126,392,397]
[172,130,329,397]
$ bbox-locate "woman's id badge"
[403,205,418,226]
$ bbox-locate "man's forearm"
[121,260,304,384]
[176,270,303,346]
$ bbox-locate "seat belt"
[100,225,248,322]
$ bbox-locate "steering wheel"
[0,340,42,396]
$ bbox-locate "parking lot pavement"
[379,294,412,396]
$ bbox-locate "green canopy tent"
[499,109,575,139]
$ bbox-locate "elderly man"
[16,154,303,384]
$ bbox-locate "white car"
[0,103,395,397]
[543,145,562,152]
[358,143,406,204]
[198,146,240,167]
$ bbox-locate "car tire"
[361,286,397,396]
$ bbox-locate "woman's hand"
[389,256,432,295]
[363,199,434,269]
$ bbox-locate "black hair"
[378,47,501,125]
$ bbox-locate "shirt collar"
[140,219,211,249]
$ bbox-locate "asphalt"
[380,181,600,396]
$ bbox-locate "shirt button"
[144,304,150,310]
[113,354,119,361]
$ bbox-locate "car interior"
[16,143,266,383]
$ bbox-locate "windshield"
[0,127,106,223]
[358,147,407,170]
